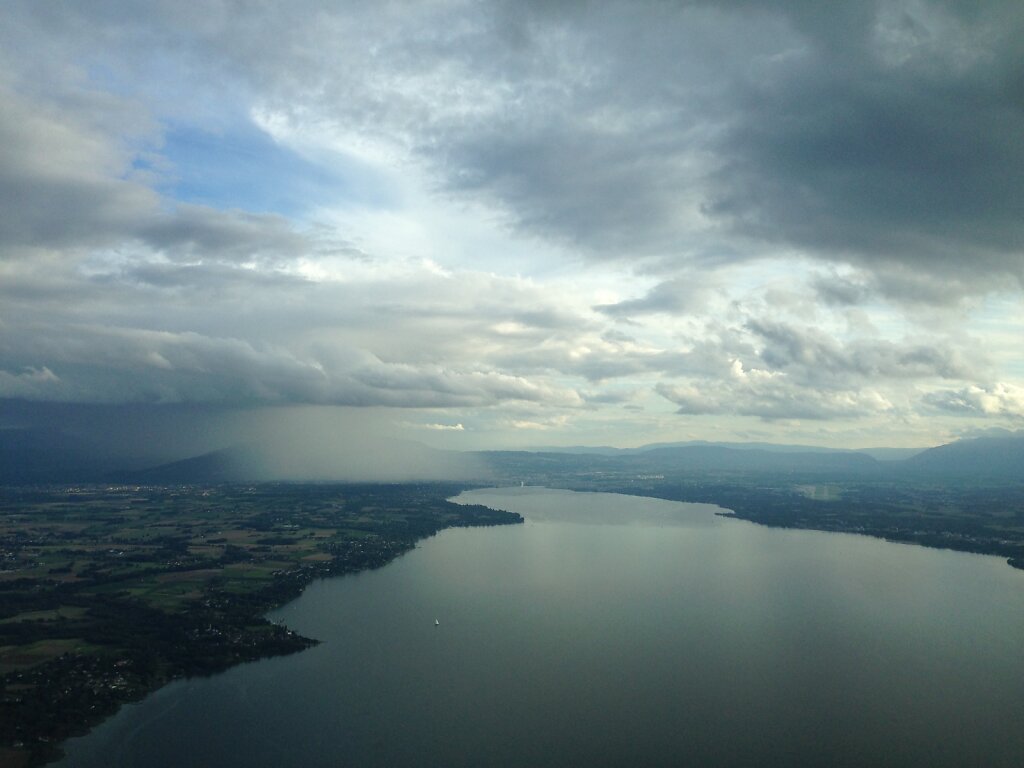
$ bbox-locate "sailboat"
[434,618,439,626]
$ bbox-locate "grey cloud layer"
[0,79,310,268]
[0,320,582,409]
[316,0,1024,283]
[1,0,1021,433]
[0,249,1008,422]
[9,0,1023,286]
[923,384,1024,418]
[0,83,157,251]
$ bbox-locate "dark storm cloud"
[8,0,1022,289]
[0,322,581,408]
[706,51,1024,277]
[440,0,1024,287]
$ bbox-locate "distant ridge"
[632,440,856,455]
[108,437,1024,485]
[626,445,881,473]
[482,443,885,478]
[120,446,249,484]
[484,437,1023,482]
[905,435,1024,480]
[527,440,925,460]
[856,447,925,461]
[0,428,1013,486]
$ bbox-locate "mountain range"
[2,428,1021,485]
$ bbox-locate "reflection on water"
[58,488,1024,768]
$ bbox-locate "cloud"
[650,314,995,422]
[506,414,571,431]
[0,72,314,271]
[698,1,1024,284]
[138,205,309,264]
[922,383,1024,418]
[951,425,1024,439]
[580,388,638,405]
[746,319,981,384]
[0,0,1021,450]
[0,80,159,252]
[0,367,62,400]
[595,278,715,318]
[225,0,1023,291]
[0,322,584,409]
[7,1,1024,291]
[656,365,896,421]
[811,272,874,307]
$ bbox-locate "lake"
[57,488,1024,767]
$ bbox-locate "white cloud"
[923,383,1024,419]
[409,422,465,431]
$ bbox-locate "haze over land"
[2,0,1024,465]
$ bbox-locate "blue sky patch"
[153,122,387,216]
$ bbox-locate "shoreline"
[0,484,522,767]
[7,480,1021,766]
[581,483,1024,573]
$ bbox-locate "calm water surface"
[58,488,1024,767]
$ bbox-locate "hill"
[480,443,885,483]
[120,446,248,484]
[905,435,1024,480]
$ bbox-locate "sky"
[1,0,1023,457]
